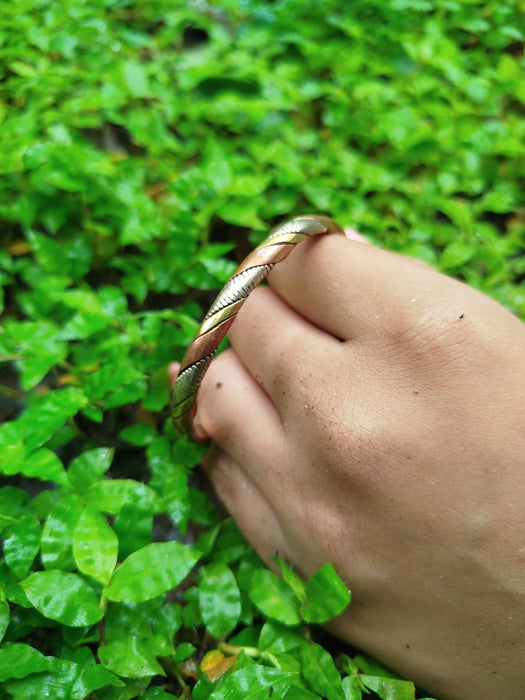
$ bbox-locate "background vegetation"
[0,0,523,698]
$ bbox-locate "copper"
[171,214,343,433]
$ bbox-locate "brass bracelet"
[171,214,343,434]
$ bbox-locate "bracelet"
[171,215,343,434]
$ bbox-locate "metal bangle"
[171,214,343,434]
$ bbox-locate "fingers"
[226,285,347,412]
[202,447,290,565]
[175,230,453,444]
[193,348,283,450]
[344,228,369,243]
[266,233,445,343]
[191,345,324,516]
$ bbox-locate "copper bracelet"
[171,214,343,434]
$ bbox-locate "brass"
[171,214,343,433]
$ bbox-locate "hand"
[180,232,525,700]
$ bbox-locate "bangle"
[171,214,343,434]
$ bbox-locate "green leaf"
[67,447,115,491]
[0,387,87,453]
[4,514,41,579]
[21,570,103,626]
[215,200,265,229]
[1,2,523,696]
[71,664,125,699]
[342,674,363,700]
[106,541,201,603]
[4,582,31,609]
[2,657,80,699]
[199,562,242,639]
[361,675,416,700]
[3,319,67,389]
[283,686,321,700]
[440,240,475,271]
[147,437,192,531]
[142,688,179,700]
[249,569,301,626]
[84,361,147,408]
[161,464,191,532]
[0,435,26,481]
[0,513,16,532]
[301,563,351,623]
[73,506,118,585]
[84,479,162,515]
[0,431,67,484]
[57,311,110,341]
[114,499,153,560]
[259,621,305,653]
[173,642,197,661]
[0,486,31,522]
[274,556,306,604]
[122,61,149,98]
[0,590,10,643]
[119,423,158,446]
[20,354,67,390]
[300,642,346,700]
[18,448,68,486]
[41,494,84,570]
[267,651,301,674]
[0,643,54,682]
[61,287,105,315]
[9,61,37,77]
[354,654,400,679]
[98,636,165,678]
[102,600,177,675]
[209,665,299,700]
[153,601,183,640]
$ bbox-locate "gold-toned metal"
[171,214,343,433]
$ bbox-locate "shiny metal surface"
[171,214,343,433]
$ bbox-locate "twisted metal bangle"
[171,214,343,434]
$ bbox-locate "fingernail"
[169,362,181,388]
[344,227,368,243]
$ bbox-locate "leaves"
[106,541,201,603]
[360,675,417,700]
[259,621,305,654]
[72,506,118,585]
[67,447,115,491]
[198,562,242,639]
[252,559,351,627]
[300,643,346,700]
[84,479,162,516]
[21,570,103,626]
[4,514,41,579]
[0,1,522,697]
[41,494,84,571]
[249,569,302,627]
[71,664,124,698]
[2,657,81,699]
[98,636,165,678]
[209,665,299,700]
[301,563,351,624]
[0,643,55,682]
[0,387,87,454]
[0,591,10,644]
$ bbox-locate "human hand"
[174,232,525,699]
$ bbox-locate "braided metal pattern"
[171,215,343,433]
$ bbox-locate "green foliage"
[0,0,522,697]
[198,562,242,639]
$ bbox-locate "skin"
[172,233,525,699]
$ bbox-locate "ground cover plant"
[0,0,523,697]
